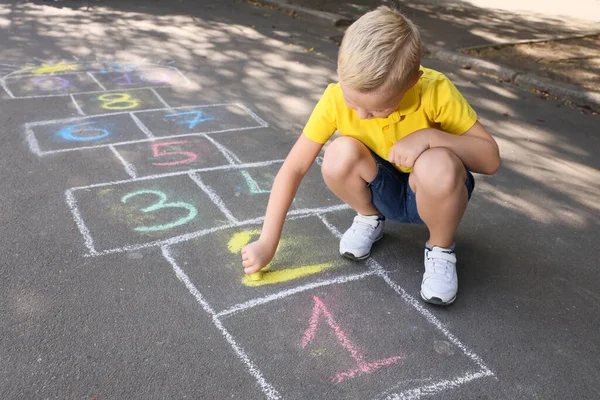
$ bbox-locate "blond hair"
[338,6,422,93]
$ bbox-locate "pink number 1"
[301,296,404,384]
[151,141,198,166]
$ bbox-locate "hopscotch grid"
[65,190,98,255]
[3,66,185,80]
[161,246,281,399]
[3,64,189,80]
[86,71,107,91]
[25,103,266,127]
[217,270,378,319]
[70,94,86,116]
[79,204,349,257]
[11,83,188,99]
[109,145,138,178]
[188,172,239,224]
[33,125,267,156]
[69,159,285,191]
[129,112,155,138]
[317,214,495,397]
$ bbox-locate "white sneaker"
[339,214,385,260]
[420,245,458,305]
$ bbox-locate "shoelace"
[350,216,380,238]
[425,249,457,279]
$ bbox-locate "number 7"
[151,141,198,166]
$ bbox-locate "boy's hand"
[241,239,277,274]
[388,130,431,169]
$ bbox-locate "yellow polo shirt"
[303,67,478,172]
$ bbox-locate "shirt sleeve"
[303,84,338,144]
[428,75,478,135]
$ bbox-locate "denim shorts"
[367,150,475,224]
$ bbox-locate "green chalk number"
[121,189,197,232]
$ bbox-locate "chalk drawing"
[33,76,70,91]
[99,63,139,74]
[161,246,282,400]
[120,189,198,232]
[56,122,110,142]
[240,170,271,194]
[98,93,140,110]
[188,172,238,224]
[301,296,403,384]
[227,229,336,286]
[151,140,198,166]
[29,62,80,75]
[25,103,268,156]
[165,111,215,129]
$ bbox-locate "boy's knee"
[412,148,465,194]
[321,137,364,179]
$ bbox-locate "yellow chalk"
[249,271,263,281]
[242,263,335,287]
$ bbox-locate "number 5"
[151,141,198,166]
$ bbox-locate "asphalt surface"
[1,1,599,399]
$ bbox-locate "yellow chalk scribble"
[241,263,335,287]
[30,62,80,75]
[228,229,261,254]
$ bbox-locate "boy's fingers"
[242,259,252,268]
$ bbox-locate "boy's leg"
[409,148,468,248]
[321,137,384,260]
[321,136,378,215]
[409,148,470,305]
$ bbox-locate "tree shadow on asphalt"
[2,0,599,320]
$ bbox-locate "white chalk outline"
[2,64,191,99]
[70,94,86,116]
[24,103,269,156]
[155,211,494,399]
[317,214,495,398]
[149,87,173,110]
[86,71,107,91]
[129,112,155,138]
[161,246,282,400]
[109,145,138,179]
[188,171,239,224]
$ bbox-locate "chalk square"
[5,72,102,98]
[89,67,188,90]
[168,216,366,312]
[113,137,231,177]
[27,114,149,155]
[220,277,483,399]
[132,104,266,137]
[69,174,229,254]
[197,163,342,222]
[71,88,166,115]
[212,128,293,163]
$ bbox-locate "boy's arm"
[427,121,501,175]
[241,134,324,274]
[388,121,500,175]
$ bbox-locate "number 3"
[121,190,197,232]
[151,141,198,166]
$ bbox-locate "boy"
[241,6,500,305]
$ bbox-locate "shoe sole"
[420,290,456,306]
[339,233,384,261]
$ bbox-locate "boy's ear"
[411,70,424,87]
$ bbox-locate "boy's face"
[340,84,405,119]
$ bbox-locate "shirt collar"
[387,71,423,121]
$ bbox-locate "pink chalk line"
[301,296,403,384]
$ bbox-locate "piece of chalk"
[249,271,263,281]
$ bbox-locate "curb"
[426,45,600,111]
[251,0,353,25]
[257,0,600,110]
